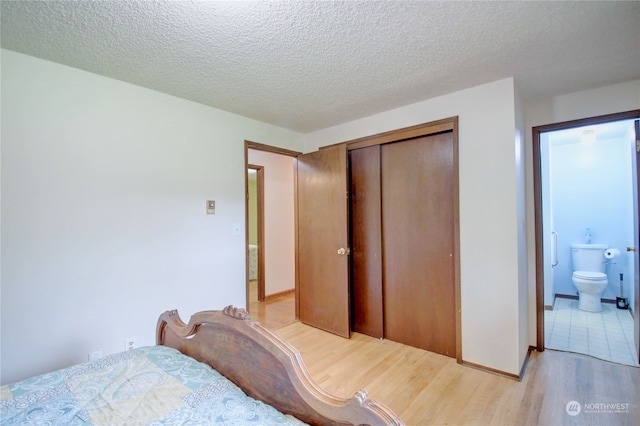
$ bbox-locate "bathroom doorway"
[534,111,640,367]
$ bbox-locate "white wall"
[524,80,640,127]
[0,49,302,384]
[304,78,526,375]
[514,85,530,371]
[524,79,640,346]
[247,149,296,295]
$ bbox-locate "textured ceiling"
[2,1,639,133]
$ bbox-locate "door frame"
[247,164,265,302]
[533,110,640,356]
[245,140,302,315]
[324,116,462,362]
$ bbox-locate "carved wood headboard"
[156,306,404,426]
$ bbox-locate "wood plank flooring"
[250,292,640,425]
[248,280,296,330]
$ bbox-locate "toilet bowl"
[571,243,608,312]
[572,271,608,312]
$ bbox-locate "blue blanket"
[1,346,306,425]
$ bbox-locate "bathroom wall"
[549,126,635,303]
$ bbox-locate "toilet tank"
[571,244,607,272]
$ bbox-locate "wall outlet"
[125,337,136,351]
[88,351,102,362]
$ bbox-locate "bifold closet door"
[382,132,456,356]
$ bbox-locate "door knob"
[627,247,637,252]
[337,247,350,255]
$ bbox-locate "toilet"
[571,243,608,312]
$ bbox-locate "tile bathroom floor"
[545,297,639,367]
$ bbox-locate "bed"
[1,306,403,425]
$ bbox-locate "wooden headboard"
[157,306,404,426]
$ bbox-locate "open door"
[297,145,350,338]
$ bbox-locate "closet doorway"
[297,117,461,359]
[350,131,457,356]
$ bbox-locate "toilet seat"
[573,271,607,280]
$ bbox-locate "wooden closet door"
[297,145,351,338]
[349,146,383,338]
[382,132,455,356]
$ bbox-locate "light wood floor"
[248,280,297,330]
[250,292,640,425]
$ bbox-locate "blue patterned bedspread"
[0,346,306,425]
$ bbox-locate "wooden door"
[297,145,351,338]
[382,132,456,356]
[349,146,383,338]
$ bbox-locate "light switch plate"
[206,200,215,214]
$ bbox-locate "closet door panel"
[349,146,383,338]
[381,132,456,356]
